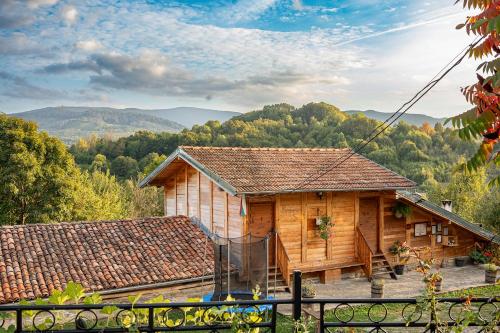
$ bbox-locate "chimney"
[441,200,452,212]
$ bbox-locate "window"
[436,235,442,243]
[414,223,427,237]
[443,227,449,236]
[431,225,437,235]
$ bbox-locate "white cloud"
[0,33,42,55]
[75,39,103,52]
[217,0,278,24]
[61,5,78,25]
[27,0,59,9]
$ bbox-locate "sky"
[0,0,481,117]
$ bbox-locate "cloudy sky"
[0,0,480,117]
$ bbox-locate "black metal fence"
[0,271,498,333]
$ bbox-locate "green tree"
[0,115,82,225]
[123,178,163,218]
[73,170,127,221]
[111,156,139,179]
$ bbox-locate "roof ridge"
[180,146,350,152]
[0,215,188,229]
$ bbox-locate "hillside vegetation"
[69,102,498,232]
[71,103,473,184]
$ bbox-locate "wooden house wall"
[162,163,244,238]
[275,191,357,269]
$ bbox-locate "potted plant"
[316,215,334,241]
[301,279,316,298]
[484,263,498,284]
[469,249,487,265]
[392,202,412,219]
[389,240,410,275]
[371,278,384,298]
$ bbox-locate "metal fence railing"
[0,271,498,332]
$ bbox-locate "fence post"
[292,270,302,323]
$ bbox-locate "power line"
[288,35,485,193]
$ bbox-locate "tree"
[450,0,500,187]
[0,115,82,225]
[73,170,128,221]
[111,155,139,179]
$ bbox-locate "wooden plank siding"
[160,160,489,281]
[162,163,244,238]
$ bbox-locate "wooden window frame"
[414,222,427,237]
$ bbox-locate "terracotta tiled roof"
[143,146,416,193]
[0,216,213,304]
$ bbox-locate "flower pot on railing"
[301,279,316,298]
[394,264,405,275]
[484,264,498,284]
[371,279,384,298]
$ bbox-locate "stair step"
[372,264,392,269]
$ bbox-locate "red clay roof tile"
[0,216,213,304]
[171,146,416,193]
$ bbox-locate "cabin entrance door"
[359,197,379,253]
[248,202,275,265]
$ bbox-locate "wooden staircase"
[268,266,290,293]
[370,253,397,281]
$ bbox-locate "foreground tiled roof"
[141,146,416,193]
[398,191,500,245]
[0,216,213,304]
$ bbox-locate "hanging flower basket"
[392,202,412,219]
[316,215,334,240]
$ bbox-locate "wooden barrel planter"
[485,266,498,284]
[435,279,442,292]
[371,279,384,298]
[455,257,467,267]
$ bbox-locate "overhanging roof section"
[140,146,416,195]
[397,190,499,245]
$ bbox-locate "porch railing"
[275,232,291,287]
[356,227,373,277]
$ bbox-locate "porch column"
[378,196,384,253]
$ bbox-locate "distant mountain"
[10,106,240,144]
[344,109,446,127]
[10,107,184,144]
[144,107,241,128]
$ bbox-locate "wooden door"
[359,198,379,252]
[248,203,275,264]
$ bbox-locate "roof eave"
[138,148,238,196]
[138,147,182,188]
[396,191,500,245]
[240,185,416,195]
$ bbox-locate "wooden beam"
[210,181,214,232]
[275,194,280,233]
[197,171,201,219]
[301,192,307,263]
[326,192,333,260]
[354,191,359,258]
[405,216,412,246]
[224,192,228,238]
[174,175,177,215]
[378,196,384,252]
[184,166,189,216]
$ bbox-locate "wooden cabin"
[140,146,499,286]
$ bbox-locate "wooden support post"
[210,181,214,233]
[326,192,333,260]
[275,194,280,233]
[224,192,228,238]
[320,269,341,284]
[301,192,307,263]
[197,171,201,219]
[354,192,359,258]
[405,216,412,246]
[184,166,188,216]
[174,175,177,215]
[378,196,384,253]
